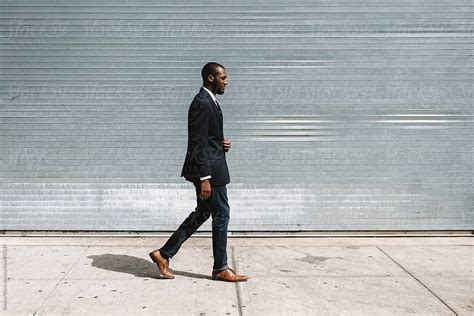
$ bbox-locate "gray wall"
[0,0,472,231]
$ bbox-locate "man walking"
[149,62,248,282]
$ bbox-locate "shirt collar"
[202,86,218,104]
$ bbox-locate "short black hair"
[201,62,225,82]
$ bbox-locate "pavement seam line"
[33,246,90,316]
[376,246,458,316]
[231,246,244,316]
[3,244,7,311]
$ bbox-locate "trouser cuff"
[213,265,227,272]
[158,249,171,260]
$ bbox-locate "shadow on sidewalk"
[88,254,212,280]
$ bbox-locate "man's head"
[201,62,227,95]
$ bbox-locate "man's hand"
[222,138,231,152]
[199,179,211,200]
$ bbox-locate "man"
[149,62,248,282]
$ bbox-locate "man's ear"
[207,74,214,83]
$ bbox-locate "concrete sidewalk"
[0,236,472,315]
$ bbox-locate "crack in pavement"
[231,246,244,316]
[376,246,458,316]
[33,246,90,315]
[3,244,7,311]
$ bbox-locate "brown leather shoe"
[212,267,248,282]
[149,250,175,279]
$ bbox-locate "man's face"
[210,67,228,95]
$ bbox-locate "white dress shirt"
[202,86,219,106]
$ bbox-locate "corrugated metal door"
[1,0,472,231]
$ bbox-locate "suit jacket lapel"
[201,88,223,133]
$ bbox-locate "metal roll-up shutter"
[0,0,472,231]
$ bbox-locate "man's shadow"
[88,254,212,280]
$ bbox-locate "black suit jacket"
[181,88,230,186]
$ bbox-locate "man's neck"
[203,84,216,95]
[202,86,217,104]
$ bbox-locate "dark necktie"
[215,100,222,114]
